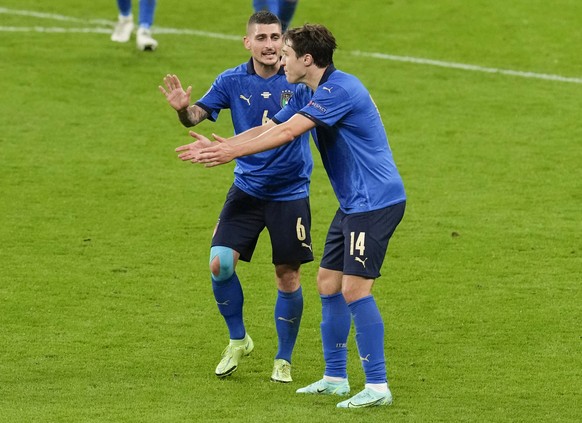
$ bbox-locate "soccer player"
[178,23,406,409]
[159,11,313,383]
[111,0,158,51]
[253,0,299,31]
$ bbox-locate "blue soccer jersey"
[274,65,406,213]
[195,59,312,201]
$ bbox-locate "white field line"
[0,25,240,40]
[2,6,581,85]
[0,26,111,34]
[0,6,112,26]
[350,51,582,85]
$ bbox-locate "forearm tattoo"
[177,105,208,128]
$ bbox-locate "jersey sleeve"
[298,83,351,128]
[195,74,231,122]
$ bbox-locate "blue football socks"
[115,0,156,28]
[212,272,246,340]
[348,295,388,384]
[253,0,270,12]
[274,286,303,362]
[138,0,156,28]
[278,0,298,31]
[253,0,298,31]
[320,292,351,378]
[116,0,132,17]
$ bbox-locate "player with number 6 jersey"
[159,11,313,383]
[196,61,311,201]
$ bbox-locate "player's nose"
[267,35,279,48]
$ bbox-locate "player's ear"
[243,36,251,51]
[303,54,313,66]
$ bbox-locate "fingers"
[212,133,227,143]
[196,148,223,165]
[179,152,197,161]
[176,146,200,162]
[163,74,173,90]
[172,74,182,89]
[189,130,202,140]
[162,74,183,92]
[175,131,228,166]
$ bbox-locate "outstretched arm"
[159,74,209,127]
[175,131,215,162]
[197,114,315,166]
[174,120,278,163]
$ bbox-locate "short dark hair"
[248,10,282,29]
[284,24,337,68]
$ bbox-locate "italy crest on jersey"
[280,90,293,108]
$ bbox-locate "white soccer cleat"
[111,14,134,43]
[296,378,350,395]
[136,27,158,51]
[336,387,393,409]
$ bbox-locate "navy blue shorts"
[320,201,405,279]
[211,185,314,265]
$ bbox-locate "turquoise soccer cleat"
[336,387,393,409]
[296,378,350,396]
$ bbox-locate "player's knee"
[275,263,301,292]
[209,246,235,282]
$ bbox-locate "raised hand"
[159,74,192,111]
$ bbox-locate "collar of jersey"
[318,63,337,86]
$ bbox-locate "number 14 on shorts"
[350,232,366,256]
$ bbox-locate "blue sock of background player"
[274,287,303,363]
[253,0,298,31]
[115,0,156,28]
[138,0,156,29]
[116,0,132,17]
[253,1,276,12]
[277,0,299,31]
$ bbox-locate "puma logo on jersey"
[360,354,371,362]
[277,316,297,324]
[216,300,230,306]
[301,242,312,252]
[355,257,368,268]
[239,94,252,105]
[322,86,333,93]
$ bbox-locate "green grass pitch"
[0,0,580,422]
